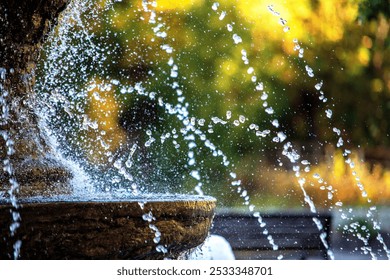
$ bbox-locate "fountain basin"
[0,194,216,259]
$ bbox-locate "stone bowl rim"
[0,193,217,205]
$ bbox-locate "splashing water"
[16,0,388,260]
[0,68,22,259]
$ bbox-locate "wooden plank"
[211,211,332,259]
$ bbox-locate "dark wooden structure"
[211,211,332,260]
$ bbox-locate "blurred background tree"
[40,0,390,207]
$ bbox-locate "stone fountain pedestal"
[0,0,216,259]
[0,195,216,259]
[0,0,72,197]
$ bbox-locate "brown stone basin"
[0,194,216,259]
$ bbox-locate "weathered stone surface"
[0,0,72,197]
[0,0,69,71]
[0,195,216,259]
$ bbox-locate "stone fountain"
[0,0,215,259]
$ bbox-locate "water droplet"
[313,217,323,230]
[195,182,204,195]
[232,34,242,44]
[13,240,22,260]
[231,180,241,186]
[145,137,155,147]
[265,107,274,114]
[87,83,96,91]
[256,130,270,137]
[305,65,314,77]
[0,68,7,80]
[198,119,205,126]
[277,131,287,142]
[279,18,287,26]
[337,137,344,147]
[226,110,232,119]
[190,170,201,180]
[219,11,226,21]
[142,212,154,222]
[267,5,280,16]
[299,49,304,58]
[247,67,254,74]
[333,127,341,135]
[212,116,227,125]
[256,82,264,91]
[170,66,178,78]
[92,91,101,100]
[161,44,173,54]
[325,109,332,118]
[315,81,323,90]
[156,245,168,254]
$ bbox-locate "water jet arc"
[0,0,216,259]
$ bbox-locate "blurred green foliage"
[42,0,390,205]
[91,0,390,146]
[359,0,390,21]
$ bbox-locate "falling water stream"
[0,68,22,259]
[2,0,389,259]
